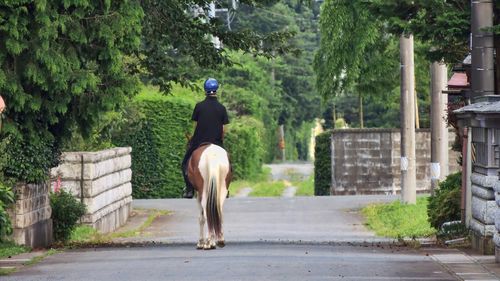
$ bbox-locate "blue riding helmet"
[204,78,219,94]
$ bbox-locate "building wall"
[330,128,460,195]
[50,147,132,233]
[8,183,53,248]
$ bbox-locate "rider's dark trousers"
[181,143,198,192]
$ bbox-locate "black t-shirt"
[191,96,229,147]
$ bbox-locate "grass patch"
[294,176,314,196]
[109,210,169,239]
[229,166,271,197]
[0,241,30,259]
[0,248,59,276]
[69,209,170,244]
[69,225,100,242]
[23,249,59,266]
[362,196,436,239]
[0,267,16,276]
[250,181,287,197]
[228,180,251,197]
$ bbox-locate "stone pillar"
[9,183,53,248]
[454,98,500,256]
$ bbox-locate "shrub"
[50,190,86,242]
[3,133,59,183]
[113,91,194,198]
[0,183,14,240]
[0,138,14,240]
[112,86,269,198]
[314,131,331,196]
[427,172,462,230]
[225,116,265,180]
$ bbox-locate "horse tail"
[206,150,223,238]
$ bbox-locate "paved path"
[4,244,463,281]
[4,195,500,280]
[265,162,313,181]
[281,186,297,197]
[123,195,398,244]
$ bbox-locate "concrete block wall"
[8,183,53,248]
[50,147,132,233]
[330,128,460,195]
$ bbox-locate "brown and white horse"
[187,143,231,250]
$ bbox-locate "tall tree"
[0,1,143,182]
[314,0,400,128]
[363,0,470,63]
[140,0,297,92]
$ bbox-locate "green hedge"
[114,92,194,198]
[314,131,331,196]
[112,86,269,198]
[225,116,265,180]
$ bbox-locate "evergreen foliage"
[363,0,470,63]
[0,1,143,183]
[314,131,331,196]
[140,0,298,93]
[113,90,195,198]
[225,116,265,180]
[315,0,432,129]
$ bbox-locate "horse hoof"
[196,245,204,250]
[203,245,216,250]
[217,241,225,248]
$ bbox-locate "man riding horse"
[182,78,229,198]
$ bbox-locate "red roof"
[448,72,469,89]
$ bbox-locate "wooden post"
[400,34,417,204]
[279,125,285,162]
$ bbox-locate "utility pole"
[430,62,449,194]
[414,92,420,129]
[400,34,417,204]
[471,0,494,98]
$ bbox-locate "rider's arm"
[185,121,197,142]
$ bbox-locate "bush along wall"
[114,93,194,198]
[225,116,265,180]
[314,131,331,196]
[427,172,462,230]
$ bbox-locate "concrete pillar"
[471,0,494,97]
[400,34,417,204]
[430,62,449,193]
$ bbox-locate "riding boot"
[183,187,194,199]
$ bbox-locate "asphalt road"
[5,195,474,280]
[126,195,399,244]
[4,243,458,281]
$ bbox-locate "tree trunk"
[358,93,364,128]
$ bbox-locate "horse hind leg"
[197,202,206,250]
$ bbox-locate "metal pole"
[430,62,449,194]
[400,34,417,204]
[471,0,494,98]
